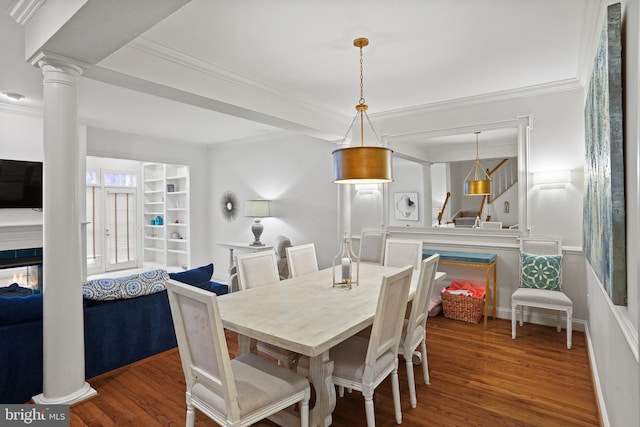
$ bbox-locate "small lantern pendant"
[333,233,359,289]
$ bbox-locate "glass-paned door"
[105,188,137,271]
[86,184,104,274]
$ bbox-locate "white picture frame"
[394,192,419,221]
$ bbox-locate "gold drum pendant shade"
[464,168,492,195]
[463,132,491,196]
[333,146,392,183]
[332,37,393,184]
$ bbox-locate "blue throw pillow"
[520,252,563,291]
[190,281,229,296]
[169,263,213,285]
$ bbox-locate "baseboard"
[584,321,609,427]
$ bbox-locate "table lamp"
[245,200,271,246]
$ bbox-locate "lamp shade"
[245,200,271,217]
[463,132,491,195]
[332,146,393,184]
[464,178,491,195]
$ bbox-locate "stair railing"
[437,191,451,225]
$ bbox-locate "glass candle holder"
[333,232,359,289]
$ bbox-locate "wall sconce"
[354,183,379,194]
[245,199,272,246]
[534,170,571,188]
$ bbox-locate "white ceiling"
[0,0,597,146]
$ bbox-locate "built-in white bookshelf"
[142,163,190,269]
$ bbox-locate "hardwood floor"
[69,316,600,427]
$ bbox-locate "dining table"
[217,262,446,427]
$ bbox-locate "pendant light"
[332,38,393,184]
[463,131,491,195]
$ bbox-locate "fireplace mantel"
[0,209,43,251]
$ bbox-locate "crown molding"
[129,37,347,123]
[373,79,584,121]
[7,0,46,25]
[0,101,42,118]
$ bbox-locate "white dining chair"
[398,254,440,408]
[236,250,299,367]
[165,279,310,427]
[383,238,423,270]
[511,238,573,349]
[236,250,280,291]
[330,265,413,427]
[359,229,386,264]
[286,243,319,277]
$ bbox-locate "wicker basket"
[441,291,485,324]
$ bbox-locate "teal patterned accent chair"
[511,238,573,349]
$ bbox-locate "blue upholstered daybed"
[0,263,227,404]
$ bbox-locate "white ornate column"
[421,162,433,227]
[337,184,352,243]
[31,54,96,404]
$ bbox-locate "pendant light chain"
[332,37,393,184]
[359,44,365,106]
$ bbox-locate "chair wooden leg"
[420,341,430,385]
[391,368,402,424]
[519,305,524,326]
[567,308,573,350]
[556,311,562,332]
[186,401,195,427]
[405,357,417,408]
[511,302,517,339]
[363,392,376,427]
[300,395,310,427]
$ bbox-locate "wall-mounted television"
[0,159,43,209]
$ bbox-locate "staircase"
[450,158,517,226]
[489,157,517,201]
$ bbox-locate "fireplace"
[0,248,43,293]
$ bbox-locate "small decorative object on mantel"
[333,233,359,289]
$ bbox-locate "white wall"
[208,133,338,282]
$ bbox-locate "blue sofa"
[0,263,227,404]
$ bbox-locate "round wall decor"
[220,191,239,221]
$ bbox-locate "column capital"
[30,51,88,76]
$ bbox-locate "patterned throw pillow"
[83,269,169,300]
[520,252,563,291]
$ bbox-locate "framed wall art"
[583,2,626,305]
[393,192,418,221]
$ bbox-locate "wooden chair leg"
[511,302,517,339]
[405,358,417,408]
[420,341,430,385]
[567,308,573,350]
[391,368,402,424]
[364,393,375,427]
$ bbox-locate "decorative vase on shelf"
[332,232,359,289]
[155,215,163,225]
